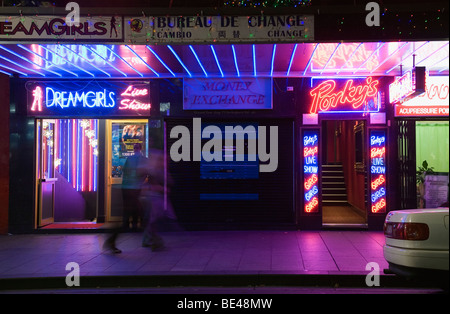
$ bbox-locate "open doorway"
[35,119,101,229]
[321,120,367,227]
[35,118,152,230]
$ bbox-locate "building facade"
[0,1,448,233]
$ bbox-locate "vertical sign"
[370,130,386,213]
[303,130,319,213]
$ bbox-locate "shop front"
[9,79,160,231]
[164,77,296,229]
[390,73,449,211]
[1,5,448,233]
[6,57,449,233]
[297,76,391,230]
[9,74,393,231]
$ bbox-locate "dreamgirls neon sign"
[309,77,380,114]
[303,130,319,213]
[370,130,386,213]
[43,87,116,109]
[27,81,151,116]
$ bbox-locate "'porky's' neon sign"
[309,77,379,114]
[28,82,151,116]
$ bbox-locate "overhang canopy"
[0,41,448,79]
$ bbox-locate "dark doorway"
[321,120,367,227]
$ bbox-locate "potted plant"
[416,160,435,208]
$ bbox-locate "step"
[322,193,348,197]
[323,195,348,201]
[322,176,345,183]
[322,200,350,205]
[322,170,345,175]
[322,184,346,188]
[322,167,343,172]
[323,185,346,191]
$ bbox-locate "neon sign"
[27,81,151,117]
[311,43,380,73]
[309,77,380,114]
[42,45,116,70]
[389,71,414,104]
[394,75,449,117]
[31,86,43,112]
[119,85,151,110]
[44,87,116,109]
[303,130,319,213]
[370,130,386,213]
[389,67,426,104]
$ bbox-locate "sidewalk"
[0,230,388,281]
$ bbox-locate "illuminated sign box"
[26,81,151,117]
[309,77,381,114]
[303,130,319,213]
[183,77,272,110]
[389,66,426,104]
[370,130,387,214]
[394,75,449,117]
[0,15,124,42]
[125,15,314,44]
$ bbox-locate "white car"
[383,207,449,282]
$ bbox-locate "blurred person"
[103,143,149,253]
[140,148,176,251]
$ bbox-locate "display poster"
[111,122,147,178]
[424,174,449,208]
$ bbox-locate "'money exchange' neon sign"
[27,81,151,116]
[309,77,380,114]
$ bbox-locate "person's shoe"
[103,241,122,254]
[110,247,122,254]
[142,234,152,247]
[151,243,164,251]
[151,237,164,251]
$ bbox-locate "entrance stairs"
[322,163,349,206]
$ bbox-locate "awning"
[0,41,448,78]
